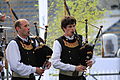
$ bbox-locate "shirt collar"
[65,35,74,40]
[17,34,28,42]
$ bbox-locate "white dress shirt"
[6,35,36,76]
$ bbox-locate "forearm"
[52,58,76,71]
[9,62,36,76]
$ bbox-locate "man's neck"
[64,35,74,40]
[17,34,28,41]
[18,34,27,39]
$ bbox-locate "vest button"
[68,51,71,53]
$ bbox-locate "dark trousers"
[59,74,86,80]
[11,77,35,80]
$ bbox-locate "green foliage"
[47,0,106,47]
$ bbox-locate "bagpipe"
[75,19,103,66]
[33,22,53,67]
[32,23,53,80]
[63,0,103,67]
[5,0,53,69]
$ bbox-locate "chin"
[69,34,73,37]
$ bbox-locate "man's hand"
[75,65,87,72]
[86,60,94,68]
[35,67,44,75]
[44,61,51,69]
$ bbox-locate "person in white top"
[6,19,51,80]
[51,16,94,80]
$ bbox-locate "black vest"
[14,36,37,67]
[57,35,84,66]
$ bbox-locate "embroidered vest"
[57,35,85,65]
[14,36,37,67]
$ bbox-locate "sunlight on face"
[18,19,30,38]
[63,24,76,37]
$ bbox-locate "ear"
[15,26,20,32]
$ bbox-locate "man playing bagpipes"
[51,16,95,80]
[6,19,52,80]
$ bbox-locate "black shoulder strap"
[56,36,65,48]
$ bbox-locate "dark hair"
[61,16,76,31]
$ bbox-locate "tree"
[47,0,106,47]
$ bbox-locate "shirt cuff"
[32,67,36,73]
[69,65,76,71]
